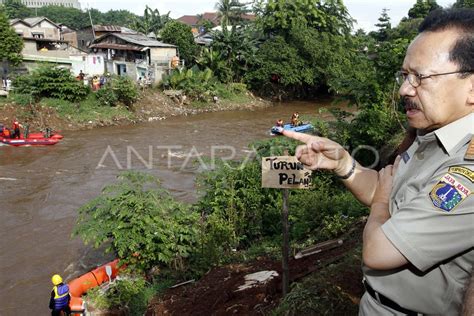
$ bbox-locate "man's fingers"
[282,129,314,143]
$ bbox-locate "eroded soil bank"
[0,90,271,132]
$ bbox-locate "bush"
[96,84,118,107]
[113,76,139,107]
[12,64,89,102]
[161,66,218,101]
[73,171,200,273]
[86,275,149,315]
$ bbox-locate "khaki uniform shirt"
[360,113,474,315]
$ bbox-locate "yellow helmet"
[51,274,63,285]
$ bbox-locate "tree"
[2,0,31,19]
[101,10,139,26]
[215,0,248,28]
[160,20,198,65]
[374,8,391,41]
[452,0,474,8]
[408,0,441,19]
[0,6,23,67]
[258,0,353,37]
[129,5,170,38]
[36,5,88,29]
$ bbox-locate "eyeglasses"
[395,70,473,88]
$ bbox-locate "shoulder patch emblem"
[448,166,474,183]
[430,174,471,212]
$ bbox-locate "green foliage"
[72,172,200,273]
[197,48,232,83]
[86,275,149,315]
[112,76,139,107]
[373,8,392,42]
[160,20,198,65]
[2,0,30,19]
[40,94,133,123]
[259,0,353,36]
[453,0,474,8]
[92,75,139,108]
[214,0,248,28]
[210,27,260,82]
[196,159,281,252]
[35,5,88,29]
[161,66,217,101]
[0,6,23,66]
[102,10,140,26]
[96,83,118,107]
[407,0,440,19]
[12,65,89,102]
[129,5,170,38]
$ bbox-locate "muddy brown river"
[0,100,336,315]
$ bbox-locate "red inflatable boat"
[1,137,60,146]
[1,131,63,146]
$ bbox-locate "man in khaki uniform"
[281,8,473,315]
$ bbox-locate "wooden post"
[281,149,290,296]
[282,186,290,296]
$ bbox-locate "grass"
[40,94,134,124]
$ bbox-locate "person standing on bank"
[281,8,473,315]
[49,274,71,316]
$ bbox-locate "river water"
[0,99,336,315]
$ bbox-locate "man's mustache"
[402,98,420,111]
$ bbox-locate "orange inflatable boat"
[68,259,122,314]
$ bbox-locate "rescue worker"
[49,274,71,316]
[11,119,22,139]
[290,112,301,126]
[281,8,473,315]
[275,119,284,127]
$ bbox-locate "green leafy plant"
[12,64,89,102]
[95,83,118,107]
[86,275,149,315]
[73,171,200,273]
[112,76,139,108]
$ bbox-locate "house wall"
[12,20,60,40]
[70,54,106,77]
[76,29,95,51]
[62,31,78,47]
[149,47,177,66]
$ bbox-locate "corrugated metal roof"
[94,33,176,48]
[23,16,60,28]
[89,43,143,51]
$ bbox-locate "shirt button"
[416,152,424,160]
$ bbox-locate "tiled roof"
[177,12,255,26]
[177,15,200,26]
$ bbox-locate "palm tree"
[130,5,170,38]
[214,0,248,29]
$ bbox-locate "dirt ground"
[0,90,271,132]
[145,236,363,316]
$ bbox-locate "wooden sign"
[261,156,312,189]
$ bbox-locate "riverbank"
[0,89,271,132]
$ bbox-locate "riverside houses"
[89,33,178,84]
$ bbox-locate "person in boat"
[49,274,71,316]
[282,8,474,315]
[275,119,284,127]
[290,112,301,127]
[11,119,22,139]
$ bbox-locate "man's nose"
[398,79,416,97]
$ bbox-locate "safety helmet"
[51,274,63,285]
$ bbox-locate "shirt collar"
[434,113,474,154]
